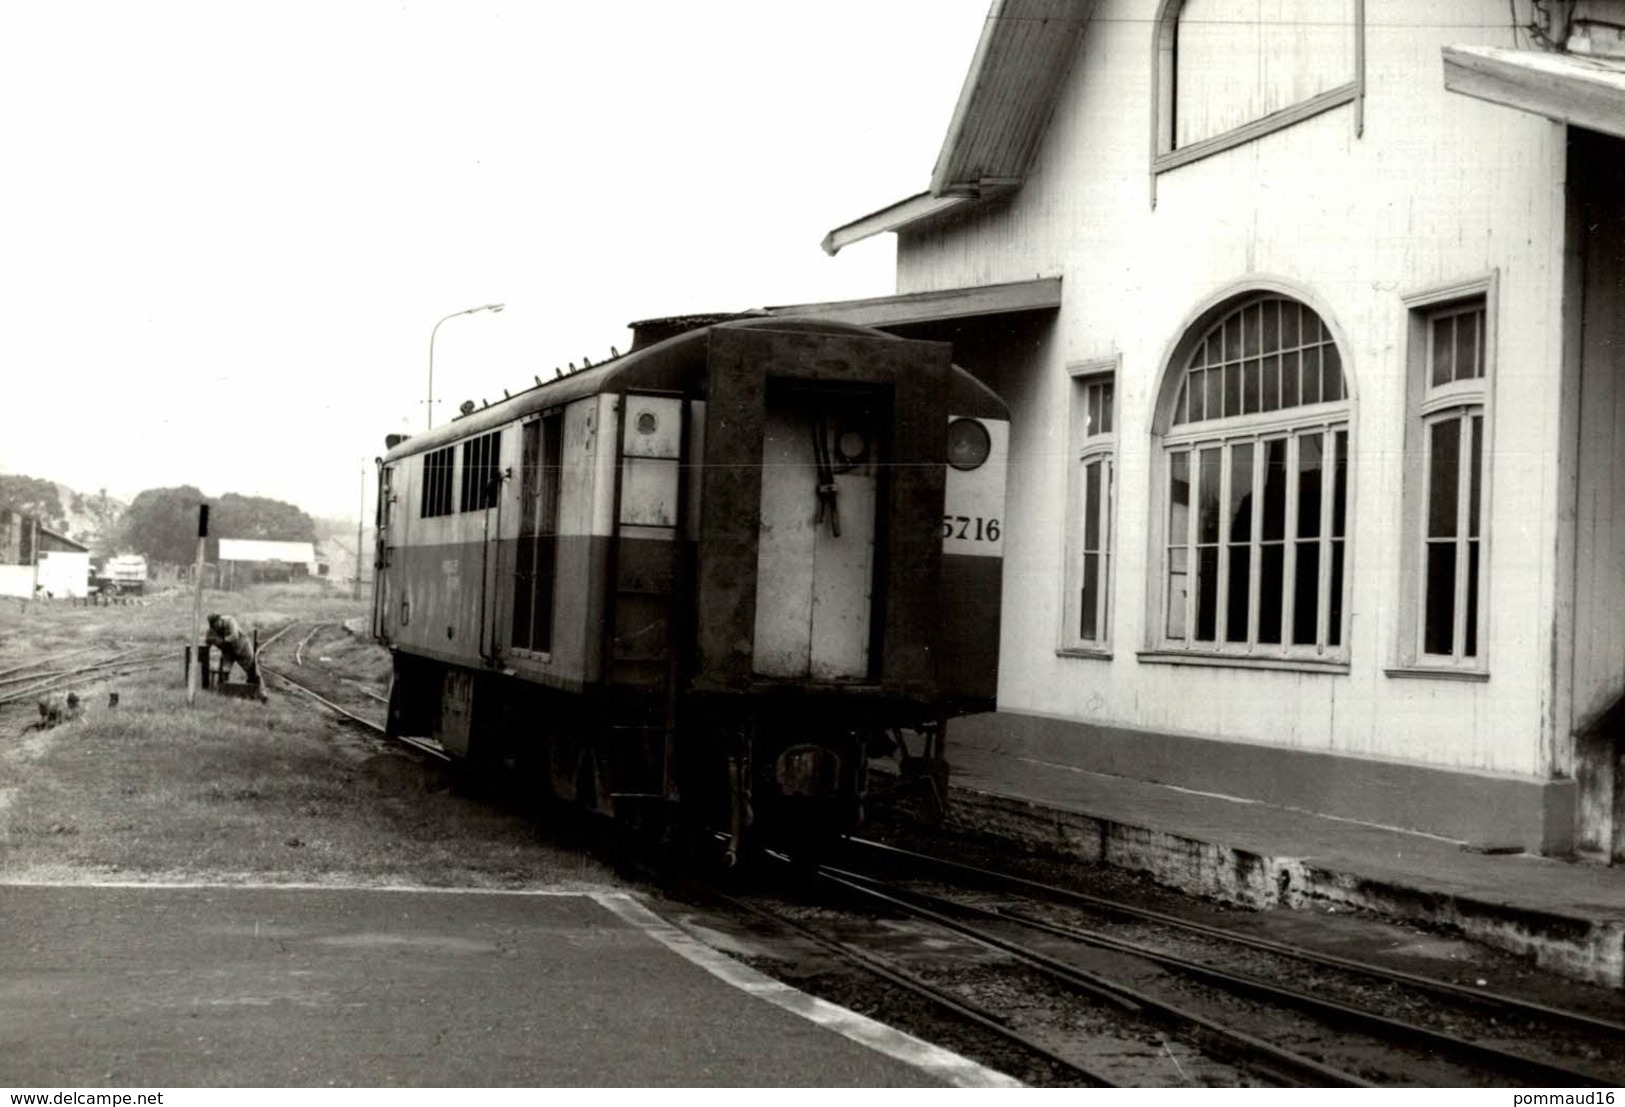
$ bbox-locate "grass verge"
[0,584,616,890]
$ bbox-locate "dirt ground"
[0,584,616,889]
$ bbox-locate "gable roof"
[823,0,1094,254]
[37,526,88,553]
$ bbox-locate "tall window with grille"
[511,413,564,654]
[459,431,503,512]
[420,445,456,519]
[1063,365,1116,650]
[1415,299,1488,666]
[1158,294,1350,660]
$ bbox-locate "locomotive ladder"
[605,391,691,806]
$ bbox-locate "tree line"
[0,475,316,565]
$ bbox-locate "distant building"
[216,538,318,589]
[0,509,90,598]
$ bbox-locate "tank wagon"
[374,317,1008,856]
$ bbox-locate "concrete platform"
[935,738,1625,990]
[0,883,1017,1088]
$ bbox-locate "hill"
[0,473,125,556]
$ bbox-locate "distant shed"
[0,509,90,598]
[216,538,317,589]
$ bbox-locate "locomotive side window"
[511,414,563,653]
[420,445,456,519]
[459,431,502,512]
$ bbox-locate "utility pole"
[28,517,39,601]
[187,504,209,704]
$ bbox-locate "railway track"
[735,838,1625,1088]
[739,857,1370,1086]
[0,646,103,685]
[256,621,447,763]
[847,837,1625,1040]
[718,884,1121,1087]
[0,647,169,708]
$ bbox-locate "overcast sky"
[1,1,988,522]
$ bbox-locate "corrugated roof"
[824,0,1094,254]
[930,0,1094,195]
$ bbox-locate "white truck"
[101,554,148,596]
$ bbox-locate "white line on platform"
[591,890,1024,1089]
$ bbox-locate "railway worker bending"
[205,613,262,689]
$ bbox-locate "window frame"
[419,445,456,520]
[1390,274,1496,679]
[1143,288,1354,672]
[459,430,503,513]
[1148,0,1366,205]
[1059,357,1119,657]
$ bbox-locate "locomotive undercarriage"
[386,651,947,862]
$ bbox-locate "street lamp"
[427,302,505,429]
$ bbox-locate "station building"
[813,0,1625,859]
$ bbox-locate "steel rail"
[830,863,1613,1088]
[847,837,1625,1038]
[814,866,1371,1088]
[294,624,328,667]
[0,656,169,708]
[0,667,76,689]
[0,650,149,706]
[721,887,1114,1088]
[255,623,298,655]
[342,678,389,704]
[0,647,102,682]
[261,660,449,763]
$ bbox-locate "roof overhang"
[1443,44,1625,140]
[38,527,88,553]
[767,277,1062,328]
[822,0,1094,256]
[821,191,980,256]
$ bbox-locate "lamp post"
[427,302,505,430]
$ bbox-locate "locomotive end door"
[699,327,950,697]
[373,461,400,643]
[753,387,878,680]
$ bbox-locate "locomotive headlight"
[834,426,868,466]
[947,418,992,471]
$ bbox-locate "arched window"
[1155,293,1351,661]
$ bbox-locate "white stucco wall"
[895,0,1568,777]
[0,552,90,599]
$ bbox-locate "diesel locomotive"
[373,316,1008,857]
